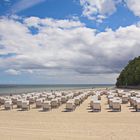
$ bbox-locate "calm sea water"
[0,84,114,95]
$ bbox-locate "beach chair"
[17,99,23,108]
[107,95,114,104]
[130,97,135,107]
[21,100,30,110]
[92,100,101,112]
[40,94,48,99]
[11,97,18,105]
[66,99,76,111]
[36,98,44,108]
[97,94,101,100]
[48,95,55,101]
[61,96,67,103]
[136,94,140,98]
[29,97,35,104]
[112,100,121,111]
[56,97,62,106]
[42,101,51,111]
[0,97,6,105]
[118,92,123,97]
[74,98,80,106]
[136,100,140,112]
[131,97,137,108]
[90,99,94,108]
[51,99,59,108]
[109,98,114,108]
[131,92,137,97]
[122,95,129,104]
[4,100,13,110]
[55,93,62,98]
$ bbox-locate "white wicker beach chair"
[42,101,51,111]
[135,99,140,112]
[4,100,13,110]
[36,98,44,108]
[92,100,101,112]
[61,96,67,103]
[51,99,59,108]
[17,99,23,108]
[74,98,80,106]
[112,100,121,111]
[29,97,35,104]
[122,95,129,104]
[21,100,30,110]
[66,99,76,111]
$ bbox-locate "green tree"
[116,56,140,87]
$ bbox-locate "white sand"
[0,95,140,140]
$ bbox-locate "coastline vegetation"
[116,56,140,87]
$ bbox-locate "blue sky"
[0,0,140,84]
[1,0,140,30]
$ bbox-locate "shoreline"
[0,84,115,95]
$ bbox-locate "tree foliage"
[116,56,140,87]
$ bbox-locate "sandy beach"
[0,91,140,140]
[1,0,140,139]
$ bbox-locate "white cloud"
[5,69,20,75]
[80,0,120,22]
[125,0,140,17]
[79,0,140,22]
[0,16,140,83]
[24,17,85,28]
[9,0,46,14]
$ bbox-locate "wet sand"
[0,95,140,140]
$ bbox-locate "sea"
[0,84,114,95]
